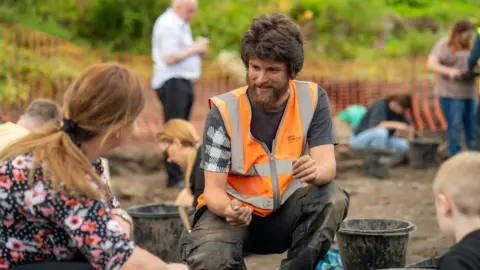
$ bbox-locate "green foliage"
[290,0,393,59]
[0,43,37,105]
[0,39,81,107]
[389,0,479,24]
[1,0,479,60]
[382,30,442,58]
[193,0,267,56]
[73,0,171,53]
[1,0,268,56]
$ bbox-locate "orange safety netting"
[1,23,464,145]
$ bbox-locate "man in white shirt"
[151,0,208,188]
[0,98,61,151]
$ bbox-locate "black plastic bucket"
[406,258,439,268]
[409,139,440,169]
[128,202,195,263]
[336,218,416,270]
[380,259,438,270]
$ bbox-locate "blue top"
[468,29,480,71]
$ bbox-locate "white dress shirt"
[151,8,202,89]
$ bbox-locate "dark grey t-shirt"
[354,99,409,137]
[200,86,337,173]
[438,229,480,270]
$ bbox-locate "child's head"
[433,152,480,240]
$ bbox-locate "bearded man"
[180,13,350,270]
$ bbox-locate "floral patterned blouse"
[0,153,135,269]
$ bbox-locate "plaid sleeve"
[201,107,232,173]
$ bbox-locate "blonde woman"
[157,119,203,208]
[0,63,187,270]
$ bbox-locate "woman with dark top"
[157,119,203,208]
[467,26,480,151]
[0,63,188,270]
[427,20,477,157]
[349,94,414,162]
[467,26,480,72]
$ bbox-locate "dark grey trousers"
[180,183,350,270]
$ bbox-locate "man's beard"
[247,75,289,111]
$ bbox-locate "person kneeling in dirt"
[433,152,480,269]
[180,13,350,270]
[349,94,414,166]
[157,119,203,208]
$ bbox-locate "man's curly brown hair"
[241,13,304,78]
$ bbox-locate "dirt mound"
[104,143,165,176]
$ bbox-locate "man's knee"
[370,127,389,138]
[182,234,244,270]
[181,210,246,270]
[396,138,409,154]
[327,184,349,219]
[293,184,349,249]
[307,183,350,220]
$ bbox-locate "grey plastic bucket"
[336,218,416,270]
[409,139,440,169]
[128,202,194,262]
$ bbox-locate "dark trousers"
[439,97,476,156]
[156,78,195,187]
[468,33,480,71]
[180,183,350,270]
[474,100,480,151]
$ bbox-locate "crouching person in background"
[157,119,204,208]
[349,94,414,166]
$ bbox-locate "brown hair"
[157,119,200,190]
[448,20,475,54]
[386,94,413,110]
[433,152,480,216]
[0,63,146,199]
[241,13,304,78]
[21,98,61,124]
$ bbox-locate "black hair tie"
[60,119,79,134]
[60,118,97,147]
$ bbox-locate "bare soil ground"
[110,159,449,270]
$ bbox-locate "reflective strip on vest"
[212,81,317,210]
[296,80,317,155]
[209,91,245,174]
[226,174,305,210]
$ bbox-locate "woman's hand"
[447,68,461,80]
[175,188,194,207]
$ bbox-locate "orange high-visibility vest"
[197,80,319,217]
